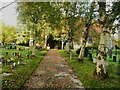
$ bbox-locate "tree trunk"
[32,39,36,56]
[78,41,86,62]
[44,34,47,49]
[61,40,64,50]
[93,29,108,79]
[78,28,88,62]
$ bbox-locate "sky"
[0,1,17,26]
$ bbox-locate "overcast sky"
[0,1,17,26]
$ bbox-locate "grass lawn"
[58,50,120,89]
[1,46,47,89]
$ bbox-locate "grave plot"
[1,45,47,89]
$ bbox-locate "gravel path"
[24,49,84,89]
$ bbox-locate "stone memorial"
[5,52,8,55]
[89,53,93,61]
[113,55,116,62]
[10,46,12,49]
[13,62,16,67]
[17,61,20,65]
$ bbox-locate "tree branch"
[0,0,16,11]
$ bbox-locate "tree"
[1,22,15,44]
[77,2,96,61]
[93,0,120,79]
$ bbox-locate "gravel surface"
[24,49,84,89]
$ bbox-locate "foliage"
[0,22,15,44]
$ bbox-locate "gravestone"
[6,52,8,55]
[76,47,89,57]
[17,61,20,65]
[15,52,18,56]
[84,48,89,57]
[27,54,29,59]
[108,48,112,58]
[19,48,21,51]
[10,46,12,49]
[13,52,16,56]
[14,46,16,49]
[13,62,16,67]
[89,53,93,61]
[113,56,116,62]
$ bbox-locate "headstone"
[19,48,21,51]
[108,48,112,58]
[14,46,16,49]
[76,47,89,57]
[89,53,93,61]
[17,61,20,65]
[27,54,29,59]
[10,46,12,49]
[13,52,16,56]
[6,52,8,55]
[84,48,89,57]
[113,56,116,62]
[15,53,18,56]
[13,62,16,67]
